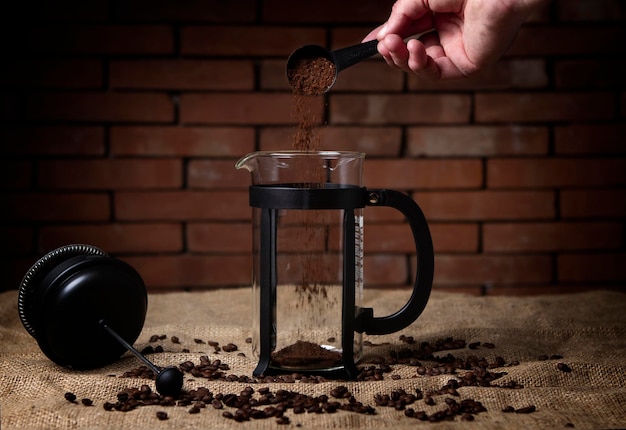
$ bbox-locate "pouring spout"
[235,152,258,173]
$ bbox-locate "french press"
[236,151,434,379]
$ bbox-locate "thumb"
[379,0,431,38]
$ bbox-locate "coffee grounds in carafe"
[271,340,342,369]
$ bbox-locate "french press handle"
[356,189,435,335]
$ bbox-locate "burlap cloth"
[1,288,625,429]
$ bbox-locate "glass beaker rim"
[248,150,365,159]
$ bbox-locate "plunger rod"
[99,320,160,374]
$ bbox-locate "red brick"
[259,60,291,91]
[1,192,109,222]
[558,252,626,283]
[110,126,254,157]
[330,27,379,49]
[554,124,626,154]
[557,0,626,21]
[181,26,326,56]
[407,126,548,156]
[364,159,482,190]
[115,191,250,221]
[408,59,548,91]
[433,254,553,285]
[0,126,105,156]
[110,60,254,90]
[330,94,471,125]
[483,222,623,252]
[333,60,404,92]
[25,92,174,123]
[0,225,34,255]
[354,222,478,253]
[122,254,252,289]
[475,92,615,123]
[188,222,251,253]
[38,159,182,190]
[0,161,32,189]
[114,0,257,22]
[259,126,402,156]
[414,191,555,221]
[364,207,407,224]
[39,223,183,253]
[262,0,393,23]
[2,59,102,89]
[188,160,249,189]
[488,158,626,188]
[555,59,626,89]
[507,25,626,56]
[180,93,323,125]
[364,255,408,286]
[23,25,174,55]
[560,189,626,219]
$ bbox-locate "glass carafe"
[236,151,434,379]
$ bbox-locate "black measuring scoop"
[286,39,379,95]
[286,30,436,95]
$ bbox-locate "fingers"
[379,34,441,80]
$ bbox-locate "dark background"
[1,0,625,294]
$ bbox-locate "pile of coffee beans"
[87,333,571,423]
[100,384,375,424]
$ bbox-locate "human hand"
[364,0,547,80]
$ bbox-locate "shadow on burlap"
[1,288,625,429]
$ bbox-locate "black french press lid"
[18,244,148,369]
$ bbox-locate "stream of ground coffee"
[270,55,342,370]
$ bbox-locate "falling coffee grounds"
[281,52,339,370]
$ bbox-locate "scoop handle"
[331,39,379,72]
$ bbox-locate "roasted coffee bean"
[515,405,537,414]
[222,343,238,352]
[276,416,290,425]
[502,405,515,413]
[64,392,77,403]
[81,398,93,406]
[140,346,154,355]
[156,411,168,420]
[211,399,223,409]
[149,335,160,343]
[171,336,180,344]
[557,362,572,372]
[194,338,204,344]
[188,406,201,414]
[551,354,563,359]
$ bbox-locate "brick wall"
[1,0,625,294]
